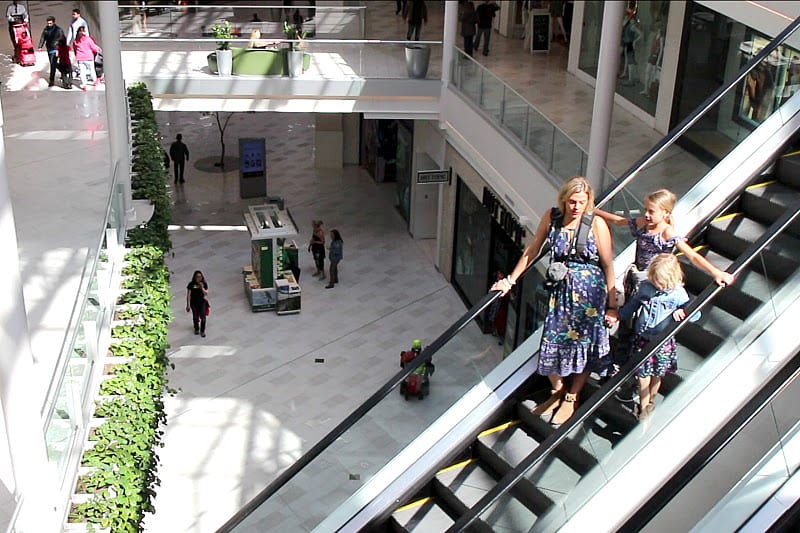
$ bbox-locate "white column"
[98,1,133,225]
[0,96,58,531]
[441,1,458,91]
[585,1,625,190]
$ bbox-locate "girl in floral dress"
[493,177,618,425]
[619,254,700,420]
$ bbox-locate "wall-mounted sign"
[417,168,450,185]
[482,188,527,247]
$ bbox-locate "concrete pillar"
[585,1,625,190]
[315,114,344,169]
[0,95,58,532]
[441,1,458,90]
[98,1,133,225]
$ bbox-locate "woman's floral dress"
[538,214,611,377]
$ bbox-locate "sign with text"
[417,169,450,185]
[531,13,550,52]
[240,138,266,177]
[482,187,527,247]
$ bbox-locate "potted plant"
[283,21,306,78]
[211,20,234,76]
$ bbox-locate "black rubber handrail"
[448,200,800,532]
[218,15,800,533]
[619,352,800,532]
[215,250,548,532]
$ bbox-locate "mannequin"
[639,25,664,97]
[619,8,642,86]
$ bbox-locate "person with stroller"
[5,0,27,52]
[38,16,64,87]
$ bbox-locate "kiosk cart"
[243,203,302,313]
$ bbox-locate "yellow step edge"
[676,244,705,258]
[478,420,519,438]
[783,149,800,157]
[437,458,475,475]
[395,497,432,513]
[746,180,776,190]
[712,212,743,223]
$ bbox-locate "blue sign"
[240,138,266,177]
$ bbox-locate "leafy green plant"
[283,21,307,51]
[211,20,233,50]
[71,85,175,533]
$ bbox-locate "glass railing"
[456,200,800,532]
[450,48,616,186]
[119,37,443,80]
[40,164,126,519]
[117,3,367,40]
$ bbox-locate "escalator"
[217,16,800,533]
[378,140,800,533]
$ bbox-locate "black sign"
[482,188,527,247]
[532,14,550,52]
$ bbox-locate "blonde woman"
[493,177,617,425]
[619,253,700,420]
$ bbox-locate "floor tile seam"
[165,283,452,420]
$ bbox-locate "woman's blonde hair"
[648,253,683,290]
[645,189,677,224]
[557,176,595,216]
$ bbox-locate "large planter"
[216,49,233,76]
[287,50,305,78]
[405,44,430,79]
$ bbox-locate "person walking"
[169,133,190,183]
[56,35,72,89]
[6,0,27,50]
[325,229,343,289]
[73,26,100,91]
[38,16,64,87]
[474,0,499,56]
[186,270,209,337]
[403,0,427,41]
[460,2,477,57]
[65,7,88,46]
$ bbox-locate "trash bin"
[405,44,430,79]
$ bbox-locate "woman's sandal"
[532,389,564,416]
[634,401,655,421]
[551,392,578,425]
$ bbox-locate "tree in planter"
[210,20,233,51]
[213,111,234,168]
[283,21,307,52]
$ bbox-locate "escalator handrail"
[595,15,800,209]
[619,351,800,532]
[447,201,800,532]
[218,15,800,532]
[214,249,549,532]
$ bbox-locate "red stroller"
[11,15,35,66]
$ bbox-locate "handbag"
[205,301,210,316]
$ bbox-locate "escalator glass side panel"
[229,312,505,531]
[492,215,800,533]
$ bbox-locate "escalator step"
[517,404,598,475]
[477,424,582,511]
[433,459,540,531]
[740,180,800,236]
[775,152,800,189]
[706,215,800,281]
[390,497,454,532]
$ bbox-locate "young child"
[619,254,700,421]
[56,36,72,89]
[596,189,734,391]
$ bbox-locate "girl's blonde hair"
[648,253,683,290]
[645,189,677,224]
[557,176,595,216]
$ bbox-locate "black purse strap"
[549,208,594,261]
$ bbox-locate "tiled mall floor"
[1,2,697,532]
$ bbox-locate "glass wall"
[579,1,670,117]
[672,2,800,162]
[452,178,491,310]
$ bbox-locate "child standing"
[596,189,734,393]
[56,35,72,89]
[619,254,699,420]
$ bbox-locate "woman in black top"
[186,270,209,337]
[308,220,326,279]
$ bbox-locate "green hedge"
[70,84,174,533]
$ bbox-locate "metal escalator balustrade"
[219,15,800,533]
